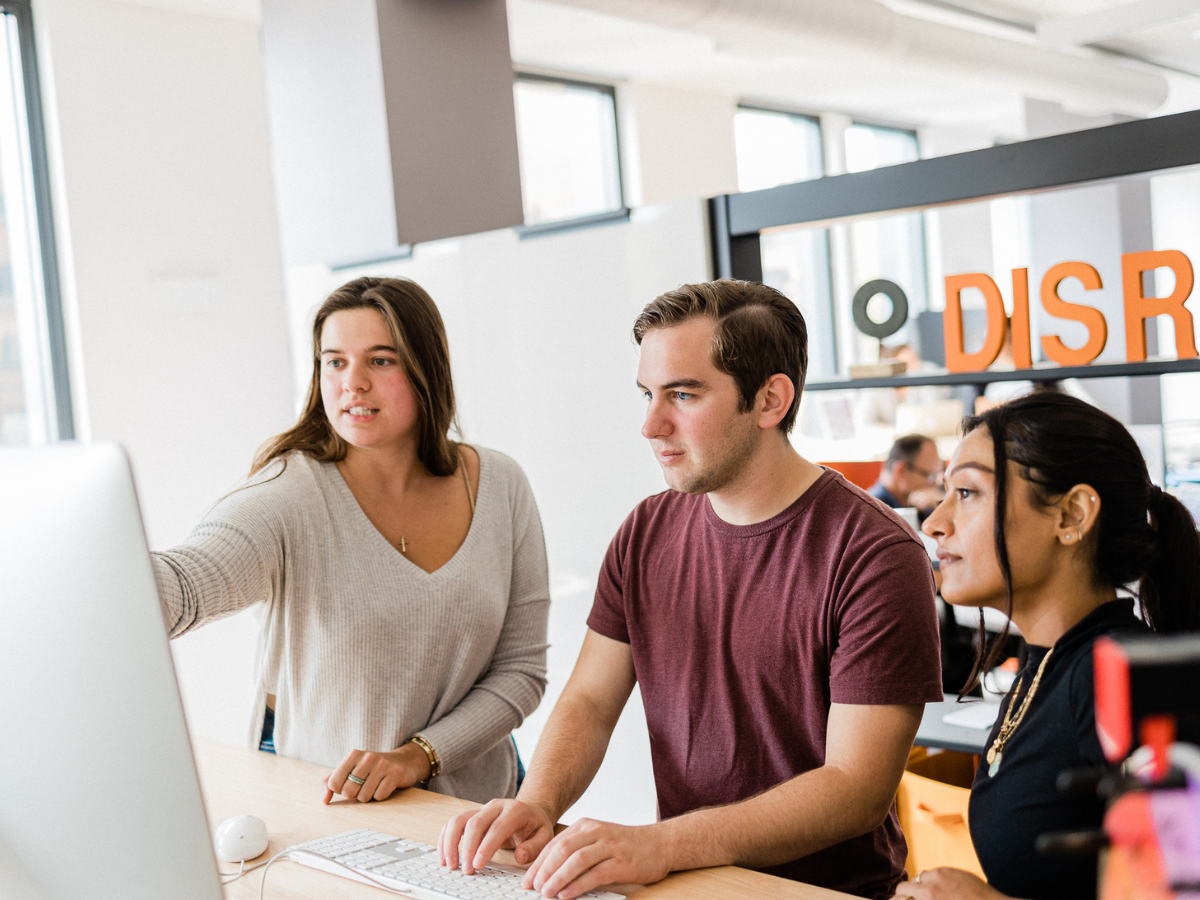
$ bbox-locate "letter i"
[1011,269,1033,369]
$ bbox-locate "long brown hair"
[251,277,460,477]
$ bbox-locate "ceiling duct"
[540,0,1168,116]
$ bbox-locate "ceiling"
[508,0,1200,141]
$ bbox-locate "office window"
[734,107,823,193]
[513,75,622,227]
[762,227,836,381]
[842,123,927,365]
[0,2,69,444]
[740,109,832,378]
[844,122,919,173]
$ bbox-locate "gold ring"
[346,773,366,785]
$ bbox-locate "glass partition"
[758,163,1200,490]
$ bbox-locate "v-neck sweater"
[153,447,550,803]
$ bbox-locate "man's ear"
[1053,484,1101,546]
[756,373,795,430]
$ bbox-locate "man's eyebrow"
[637,378,709,392]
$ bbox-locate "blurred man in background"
[870,434,943,518]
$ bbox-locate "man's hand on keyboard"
[522,819,668,900]
[439,798,556,874]
[323,745,430,804]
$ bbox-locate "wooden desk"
[194,739,853,900]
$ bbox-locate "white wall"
[284,199,711,824]
[36,0,295,743]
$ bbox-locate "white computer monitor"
[0,443,223,900]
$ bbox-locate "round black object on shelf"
[852,279,908,339]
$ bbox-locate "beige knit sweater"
[153,447,550,803]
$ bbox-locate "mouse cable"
[219,857,271,884]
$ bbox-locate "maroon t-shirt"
[587,469,942,899]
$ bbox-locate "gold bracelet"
[408,734,441,780]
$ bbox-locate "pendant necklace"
[398,536,407,554]
[986,646,1054,778]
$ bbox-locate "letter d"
[943,274,1006,373]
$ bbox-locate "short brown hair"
[252,277,459,477]
[632,279,808,433]
[887,434,935,468]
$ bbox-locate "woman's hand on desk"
[893,868,1012,900]
[323,744,431,804]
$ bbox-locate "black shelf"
[805,357,1200,392]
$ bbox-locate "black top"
[969,599,1148,899]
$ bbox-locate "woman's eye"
[373,358,393,366]
[326,359,343,368]
[956,487,975,500]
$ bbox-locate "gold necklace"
[986,646,1054,777]
[397,536,407,554]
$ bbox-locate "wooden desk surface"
[194,738,853,900]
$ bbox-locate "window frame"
[511,71,628,237]
[0,0,72,440]
[844,120,921,171]
[734,102,825,189]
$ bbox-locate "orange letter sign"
[944,273,1007,373]
[1010,268,1033,369]
[1121,250,1196,362]
[1040,262,1107,367]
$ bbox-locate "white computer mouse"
[213,814,269,862]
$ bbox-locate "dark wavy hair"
[961,391,1200,695]
[251,277,460,478]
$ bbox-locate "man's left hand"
[521,819,670,899]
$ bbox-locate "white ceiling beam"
[1037,0,1200,47]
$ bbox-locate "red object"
[1140,715,1176,781]
[1102,793,1171,900]
[1095,636,1133,763]
[819,460,883,490]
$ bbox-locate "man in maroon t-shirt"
[440,281,942,899]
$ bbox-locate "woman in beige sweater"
[154,277,549,804]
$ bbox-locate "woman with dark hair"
[154,277,549,804]
[893,392,1200,900]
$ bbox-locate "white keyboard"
[288,828,626,900]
